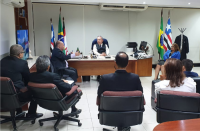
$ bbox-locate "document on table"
[67,80,74,85]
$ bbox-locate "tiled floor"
[1,67,200,131]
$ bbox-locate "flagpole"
[159,9,163,60]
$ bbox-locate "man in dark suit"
[0,44,42,118]
[51,41,80,82]
[30,55,81,113]
[97,52,143,97]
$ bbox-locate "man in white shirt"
[93,36,109,56]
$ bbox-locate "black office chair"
[28,82,82,131]
[0,77,36,131]
[98,91,144,131]
[91,38,109,50]
[49,61,69,80]
[156,90,200,123]
[193,77,200,94]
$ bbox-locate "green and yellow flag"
[156,9,164,60]
[58,12,64,44]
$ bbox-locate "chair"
[50,60,69,80]
[0,77,36,131]
[156,90,200,123]
[151,79,160,110]
[97,91,144,131]
[151,77,200,110]
[193,77,200,94]
[91,38,109,50]
[28,82,82,131]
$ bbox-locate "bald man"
[51,41,80,82]
[97,51,143,97]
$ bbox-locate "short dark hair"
[36,55,50,72]
[115,52,129,68]
[182,59,193,71]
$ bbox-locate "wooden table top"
[153,118,200,131]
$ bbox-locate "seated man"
[0,44,42,118]
[97,51,143,97]
[182,59,199,77]
[51,41,80,82]
[30,55,81,113]
[93,36,109,56]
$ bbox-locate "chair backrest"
[99,90,144,127]
[49,61,54,73]
[91,38,109,50]
[28,82,70,111]
[28,82,63,100]
[100,91,144,111]
[193,77,200,94]
[30,64,37,73]
[157,90,200,123]
[0,77,17,95]
[0,77,21,109]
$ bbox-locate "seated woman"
[155,58,196,97]
[154,43,181,80]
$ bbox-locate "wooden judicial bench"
[68,56,152,82]
[153,118,200,131]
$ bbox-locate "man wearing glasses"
[0,44,43,118]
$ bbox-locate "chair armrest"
[96,96,100,106]
[58,67,67,70]
[66,86,78,96]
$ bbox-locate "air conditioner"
[2,0,25,8]
[100,4,148,11]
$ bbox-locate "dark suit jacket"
[174,35,189,60]
[0,56,30,90]
[29,71,73,96]
[97,70,143,97]
[50,48,71,72]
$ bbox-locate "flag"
[63,19,68,55]
[50,22,55,55]
[164,18,172,51]
[58,13,64,43]
[156,10,164,60]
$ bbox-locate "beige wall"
[30,3,200,63]
[0,2,16,59]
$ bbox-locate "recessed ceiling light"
[188,3,191,5]
[143,2,146,4]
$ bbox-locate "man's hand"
[101,53,106,56]
[20,87,28,93]
[75,52,80,56]
[62,79,68,83]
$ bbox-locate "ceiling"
[31,0,200,8]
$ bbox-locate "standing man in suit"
[30,55,81,113]
[93,36,109,56]
[97,52,143,97]
[0,44,43,118]
[51,41,80,82]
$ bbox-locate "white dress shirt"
[93,44,109,56]
[154,77,196,98]
[65,54,76,68]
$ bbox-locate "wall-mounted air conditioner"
[2,0,25,8]
[100,4,148,11]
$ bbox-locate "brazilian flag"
[156,11,164,60]
[58,13,64,43]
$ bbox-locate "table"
[68,55,152,82]
[153,118,200,131]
